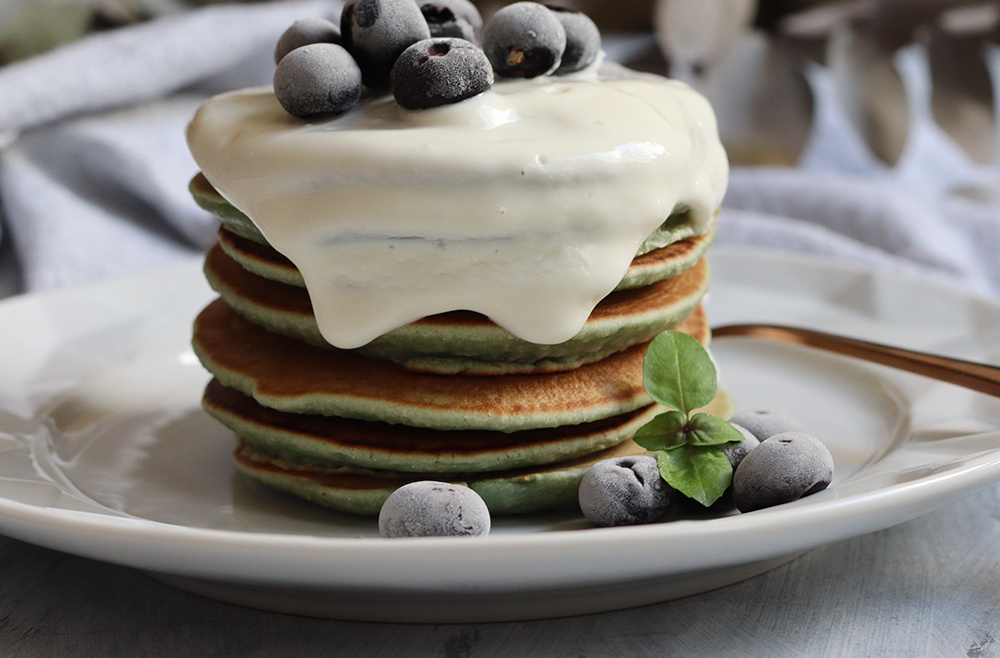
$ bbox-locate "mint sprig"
[633,331,745,507]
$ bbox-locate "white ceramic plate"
[2,245,1000,623]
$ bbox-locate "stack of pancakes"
[191,174,729,515]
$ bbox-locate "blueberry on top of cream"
[482,2,566,78]
[391,37,493,109]
[272,1,606,117]
[273,43,362,117]
[419,0,483,43]
[545,4,601,74]
[274,17,341,64]
[340,0,430,90]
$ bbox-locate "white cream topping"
[187,68,728,349]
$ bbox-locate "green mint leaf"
[643,331,718,415]
[633,410,689,451]
[686,412,747,447]
[656,445,733,507]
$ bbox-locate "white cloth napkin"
[0,2,998,301]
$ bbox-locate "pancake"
[190,173,267,245]
[201,303,706,475]
[233,437,648,516]
[204,377,660,473]
[203,242,711,374]
[212,214,717,293]
[230,388,735,516]
[190,171,718,281]
[193,298,657,432]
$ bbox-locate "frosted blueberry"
[341,0,430,89]
[273,43,363,118]
[724,423,760,470]
[378,481,490,538]
[733,432,834,513]
[545,5,600,73]
[391,38,493,109]
[482,2,566,78]
[274,17,342,64]
[729,410,804,442]
[578,456,672,527]
[419,0,483,43]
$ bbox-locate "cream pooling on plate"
[187,68,728,349]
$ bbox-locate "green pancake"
[190,172,717,272]
[230,388,735,516]
[193,299,657,432]
[202,243,711,375]
[233,437,647,516]
[190,173,268,244]
[213,221,717,293]
[204,377,660,473]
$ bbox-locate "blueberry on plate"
[378,481,491,538]
[729,409,804,442]
[724,423,760,470]
[341,0,430,89]
[732,432,834,513]
[481,1,566,78]
[578,455,672,527]
[544,5,600,73]
[391,37,493,109]
[274,17,342,64]
[419,0,483,43]
[273,43,362,118]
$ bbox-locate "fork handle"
[713,324,1000,399]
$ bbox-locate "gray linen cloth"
[0,0,337,296]
[0,0,997,301]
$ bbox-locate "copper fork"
[712,324,1000,398]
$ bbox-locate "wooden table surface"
[2,484,998,657]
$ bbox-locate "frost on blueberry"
[545,5,601,73]
[724,423,760,470]
[341,0,431,89]
[732,432,834,513]
[378,481,491,538]
[391,37,493,109]
[274,17,342,64]
[273,43,362,118]
[578,456,672,527]
[730,410,804,442]
[420,0,483,42]
[482,1,566,78]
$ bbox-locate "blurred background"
[4,0,998,167]
[0,0,998,299]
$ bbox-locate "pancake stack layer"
[190,176,728,515]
